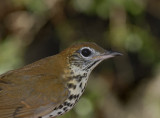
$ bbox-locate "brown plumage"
[0,54,69,117]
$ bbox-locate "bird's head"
[60,42,122,74]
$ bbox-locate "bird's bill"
[93,51,123,60]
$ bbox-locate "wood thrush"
[0,42,122,118]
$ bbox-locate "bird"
[0,42,122,118]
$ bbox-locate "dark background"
[0,0,160,118]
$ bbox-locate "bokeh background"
[0,0,160,118]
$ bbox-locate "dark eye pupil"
[81,48,91,57]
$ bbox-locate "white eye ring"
[80,47,93,58]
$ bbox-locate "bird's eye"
[81,48,92,57]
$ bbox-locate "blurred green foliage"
[0,38,23,74]
[0,0,160,118]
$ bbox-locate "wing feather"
[0,71,69,118]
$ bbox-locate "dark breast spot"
[67,83,76,89]
[63,107,67,111]
[73,95,78,99]
[67,103,71,106]
[76,94,80,99]
[63,102,68,106]
[77,77,82,82]
[83,73,87,77]
[58,105,63,109]
[64,102,71,107]
[67,83,73,88]
[81,89,85,93]
[69,104,73,107]
[75,73,88,82]
[74,75,83,82]
[54,107,57,110]
[79,83,82,88]
[69,95,74,100]
[57,112,62,115]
